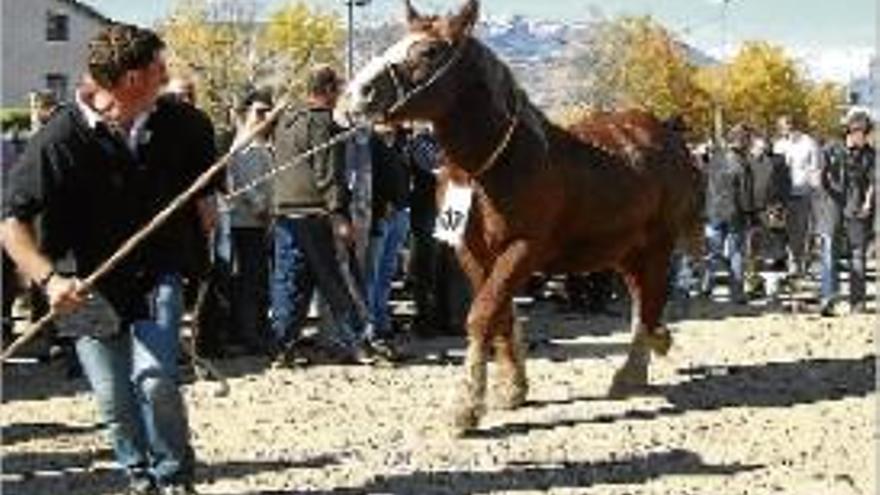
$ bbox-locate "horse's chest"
[469,186,528,243]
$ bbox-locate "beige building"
[1,0,111,108]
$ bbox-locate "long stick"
[1,96,291,362]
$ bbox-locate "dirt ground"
[2,294,877,495]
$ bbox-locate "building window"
[45,73,69,102]
[46,11,69,41]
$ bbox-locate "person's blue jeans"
[366,209,410,340]
[75,273,194,487]
[701,221,745,302]
[269,216,362,350]
[819,232,838,303]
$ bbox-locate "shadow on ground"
[251,448,761,495]
[1,450,343,495]
[473,354,876,440]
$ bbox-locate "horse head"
[340,0,480,124]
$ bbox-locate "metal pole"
[716,0,731,144]
[346,0,354,81]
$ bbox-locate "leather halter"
[385,33,471,116]
[383,31,520,180]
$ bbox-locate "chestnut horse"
[340,0,703,433]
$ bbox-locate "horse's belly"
[543,226,645,273]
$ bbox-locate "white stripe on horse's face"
[344,33,428,114]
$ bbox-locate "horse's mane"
[468,38,549,152]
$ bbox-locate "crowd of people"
[0,21,876,495]
[689,112,876,316]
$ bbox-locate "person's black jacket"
[369,131,410,228]
[823,142,876,220]
[3,97,217,320]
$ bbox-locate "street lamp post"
[345,0,372,81]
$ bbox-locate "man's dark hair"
[307,65,341,97]
[88,23,165,88]
[846,109,874,133]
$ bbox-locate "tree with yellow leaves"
[159,0,342,127]
[722,41,809,137]
[260,2,343,94]
[574,16,713,140]
[805,81,846,141]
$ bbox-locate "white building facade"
[1,0,110,108]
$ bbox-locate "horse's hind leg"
[492,301,528,410]
[609,242,674,398]
[453,240,534,434]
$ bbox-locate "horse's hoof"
[608,365,648,399]
[640,328,673,356]
[495,382,528,410]
[451,404,484,435]
[608,380,637,399]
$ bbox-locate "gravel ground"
[2,298,876,495]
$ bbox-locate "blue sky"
[82,0,877,81]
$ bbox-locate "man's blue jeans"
[269,216,362,350]
[701,221,745,302]
[75,273,193,487]
[366,209,410,339]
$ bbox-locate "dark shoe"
[819,299,836,317]
[270,342,312,369]
[366,339,402,366]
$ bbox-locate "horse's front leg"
[453,240,535,435]
[492,302,528,410]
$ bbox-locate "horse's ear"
[405,0,422,24]
[449,0,479,38]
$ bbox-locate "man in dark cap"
[818,110,875,315]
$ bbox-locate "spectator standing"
[28,89,61,132]
[224,88,274,352]
[406,125,471,336]
[1,24,214,494]
[775,115,822,277]
[364,124,410,356]
[268,65,368,365]
[750,135,792,301]
[701,124,751,304]
[818,110,875,315]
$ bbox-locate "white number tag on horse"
[434,181,473,246]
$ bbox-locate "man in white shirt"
[774,115,821,277]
